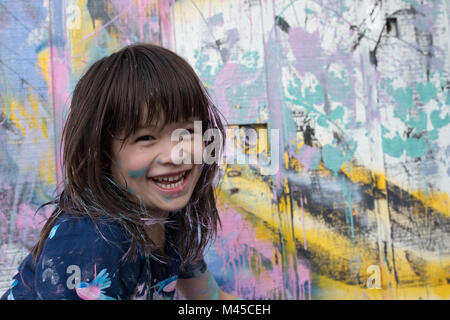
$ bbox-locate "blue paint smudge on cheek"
[126,187,137,195]
[127,167,147,178]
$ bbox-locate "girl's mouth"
[149,169,191,195]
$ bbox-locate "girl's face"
[110,115,204,215]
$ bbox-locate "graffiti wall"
[0,0,449,299]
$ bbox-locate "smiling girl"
[1,43,237,300]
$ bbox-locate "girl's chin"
[144,197,189,213]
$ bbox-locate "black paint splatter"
[275,16,290,34]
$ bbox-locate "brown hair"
[31,43,226,269]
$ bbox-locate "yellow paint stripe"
[216,164,449,299]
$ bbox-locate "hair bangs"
[106,44,210,145]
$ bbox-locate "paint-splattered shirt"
[0,212,207,300]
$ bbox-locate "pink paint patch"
[297,145,320,172]
[216,207,311,299]
[141,218,158,226]
[162,279,177,292]
[214,63,238,110]
[158,0,173,49]
[288,27,323,77]
[14,202,52,234]
[76,286,102,300]
[49,46,71,193]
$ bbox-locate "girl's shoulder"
[3,212,142,300]
[46,212,132,255]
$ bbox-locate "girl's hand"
[176,269,242,300]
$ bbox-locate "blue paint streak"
[127,167,147,178]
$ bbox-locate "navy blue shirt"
[1,212,207,300]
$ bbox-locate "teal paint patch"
[242,51,260,71]
[407,110,427,132]
[381,78,414,121]
[308,85,325,107]
[327,70,351,103]
[430,110,450,129]
[405,137,427,158]
[128,167,147,178]
[287,79,324,112]
[401,0,419,4]
[392,87,414,121]
[321,144,345,175]
[382,132,404,158]
[416,81,436,105]
[317,115,329,128]
[345,121,362,130]
[329,105,345,121]
[427,129,439,140]
[194,50,222,87]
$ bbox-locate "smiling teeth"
[153,171,186,182]
[155,177,184,189]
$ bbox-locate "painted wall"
[0,0,449,299]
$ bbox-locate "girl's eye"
[136,135,155,142]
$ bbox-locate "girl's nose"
[155,138,192,165]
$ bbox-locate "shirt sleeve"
[32,215,141,300]
[0,253,37,300]
[178,258,208,279]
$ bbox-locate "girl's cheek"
[121,152,152,179]
[127,166,148,179]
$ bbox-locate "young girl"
[1,43,237,300]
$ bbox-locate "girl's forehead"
[137,115,201,130]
